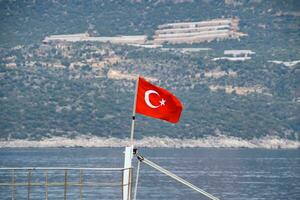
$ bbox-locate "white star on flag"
[159,98,166,106]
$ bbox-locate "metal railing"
[0,167,132,200]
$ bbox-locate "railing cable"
[133,160,141,200]
[135,153,220,200]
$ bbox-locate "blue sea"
[0,148,299,200]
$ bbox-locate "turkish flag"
[135,77,183,123]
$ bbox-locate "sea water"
[0,148,299,200]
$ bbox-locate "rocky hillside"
[0,0,299,141]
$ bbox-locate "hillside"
[0,0,299,143]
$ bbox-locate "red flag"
[135,77,183,123]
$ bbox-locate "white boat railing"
[0,167,132,200]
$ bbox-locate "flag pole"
[130,76,139,144]
[123,76,139,200]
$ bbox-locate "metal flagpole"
[130,76,139,144]
[123,76,139,200]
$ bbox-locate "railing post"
[123,146,133,200]
[121,168,124,200]
[27,169,31,200]
[129,168,132,200]
[64,169,67,200]
[45,170,48,200]
[11,169,15,200]
[79,169,83,200]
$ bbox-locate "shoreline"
[1,135,299,149]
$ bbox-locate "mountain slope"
[0,0,299,142]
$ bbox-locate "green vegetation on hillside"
[0,0,299,140]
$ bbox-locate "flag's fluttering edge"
[135,77,183,123]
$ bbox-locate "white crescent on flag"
[144,90,160,109]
